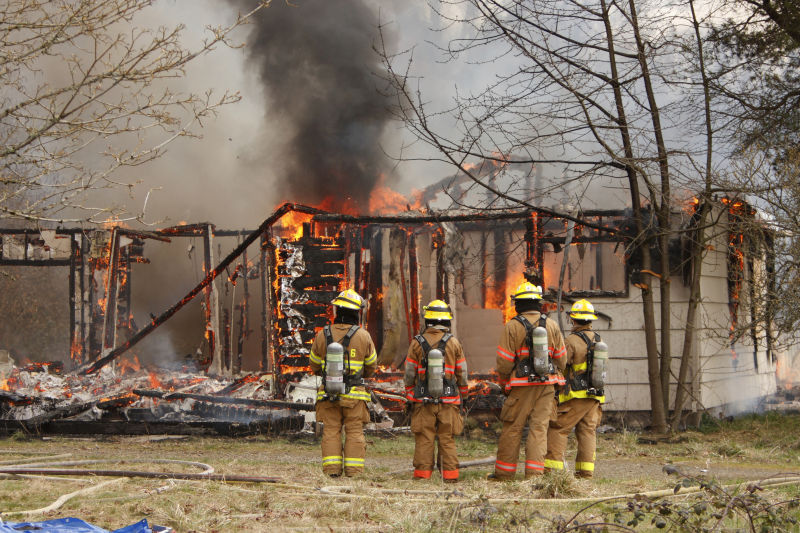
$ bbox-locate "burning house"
[0,188,781,433]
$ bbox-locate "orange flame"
[277,210,314,240]
[148,371,163,389]
[117,355,141,375]
[368,175,424,215]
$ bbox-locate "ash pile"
[0,358,503,437]
[0,359,328,436]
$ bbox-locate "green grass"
[0,414,799,531]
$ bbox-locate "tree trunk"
[672,203,709,430]
[672,0,715,431]
[629,0,673,422]
[601,0,667,431]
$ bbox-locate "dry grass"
[0,413,798,531]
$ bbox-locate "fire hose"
[316,473,800,504]
[3,456,799,510]
[0,458,281,483]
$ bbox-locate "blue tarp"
[0,518,164,533]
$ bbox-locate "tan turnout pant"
[494,385,556,479]
[410,403,463,480]
[545,398,602,477]
[316,398,370,476]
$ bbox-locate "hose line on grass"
[0,458,284,483]
[0,453,73,465]
[4,456,798,508]
[317,474,800,504]
[2,458,215,473]
[2,478,126,517]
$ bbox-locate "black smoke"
[238,0,392,209]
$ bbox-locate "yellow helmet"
[422,299,453,321]
[569,299,598,321]
[331,289,365,310]
[510,281,543,301]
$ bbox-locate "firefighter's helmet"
[331,289,366,310]
[569,299,598,321]
[510,281,543,301]
[422,299,453,321]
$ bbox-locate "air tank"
[324,342,345,395]
[426,348,444,398]
[532,326,549,376]
[591,340,608,389]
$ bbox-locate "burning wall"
[0,195,781,424]
[0,205,633,378]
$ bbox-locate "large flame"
[368,175,423,215]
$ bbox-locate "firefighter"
[490,281,567,480]
[309,289,378,477]
[545,299,605,478]
[403,300,468,482]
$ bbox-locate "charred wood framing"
[352,227,364,291]
[24,400,100,425]
[132,389,315,411]
[75,235,89,363]
[68,235,79,363]
[204,225,223,375]
[408,231,420,334]
[313,208,620,234]
[223,308,232,372]
[493,228,507,304]
[398,233,412,343]
[0,259,71,266]
[262,230,277,373]
[235,248,248,375]
[101,228,121,357]
[120,245,133,336]
[9,202,632,380]
[274,226,345,379]
[480,232,488,308]
[79,203,326,375]
[434,229,445,300]
[366,228,383,349]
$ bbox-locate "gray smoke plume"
[237,0,392,210]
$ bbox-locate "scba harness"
[413,333,457,402]
[513,314,555,382]
[322,324,364,398]
[571,330,604,396]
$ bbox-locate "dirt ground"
[0,412,799,532]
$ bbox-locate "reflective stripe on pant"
[544,458,564,470]
[316,398,370,476]
[494,385,556,480]
[545,397,602,478]
[410,403,463,479]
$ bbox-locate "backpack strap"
[323,325,333,347]
[438,333,453,350]
[342,325,360,381]
[415,334,432,357]
[513,314,533,332]
[341,325,360,350]
[574,331,596,351]
[573,330,597,379]
[538,315,547,329]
